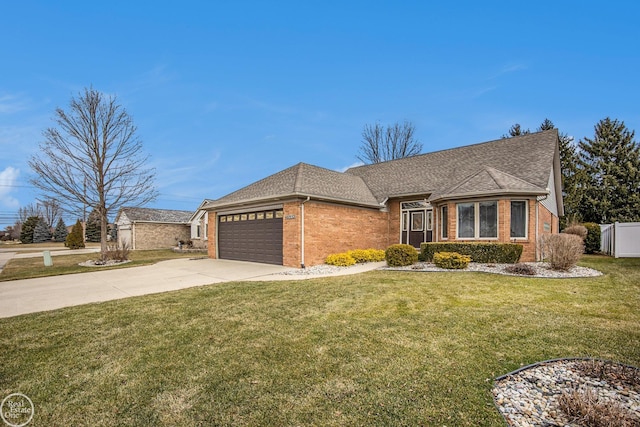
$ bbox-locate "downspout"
[535,191,550,261]
[301,197,310,268]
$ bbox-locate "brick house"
[203,130,564,267]
[114,207,192,250]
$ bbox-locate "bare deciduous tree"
[17,203,41,223]
[29,87,158,258]
[357,121,422,164]
[38,198,62,228]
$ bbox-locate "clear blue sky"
[1,1,639,229]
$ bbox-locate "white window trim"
[510,200,529,240]
[441,206,449,240]
[456,201,499,240]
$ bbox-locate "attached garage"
[217,208,283,265]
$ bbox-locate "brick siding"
[131,222,190,250]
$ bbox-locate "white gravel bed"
[383,262,602,278]
[279,262,602,278]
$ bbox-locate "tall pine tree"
[19,216,40,244]
[33,217,52,243]
[85,209,102,243]
[53,218,68,242]
[578,118,640,223]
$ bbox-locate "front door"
[401,202,433,248]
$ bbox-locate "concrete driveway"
[0,258,294,318]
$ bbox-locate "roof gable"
[116,207,193,224]
[206,163,380,209]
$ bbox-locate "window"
[457,203,475,238]
[402,212,408,231]
[510,201,528,238]
[457,201,498,239]
[411,212,424,231]
[479,201,497,238]
[441,206,448,239]
[196,225,201,238]
[426,210,433,231]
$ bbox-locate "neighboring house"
[189,200,213,249]
[114,207,193,250]
[203,130,564,267]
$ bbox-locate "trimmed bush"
[544,234,584,271]
[347,248,385,263]
[583,222,601,254]
[385,244,418,267]
[421,242,523,264]
[433,252,471,269]
[563,224,588,240]
[325,253,356,267]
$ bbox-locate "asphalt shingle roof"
[206,130,559,209]
[118,207,193,223]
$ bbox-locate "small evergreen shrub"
[421,242,523,263]
[504,263,537,276]
[544,234,584,271]
[583,222,601,254]
[385,244,418,267]
[563,224,588,240]
[66,220,86,249]
[433,252,471,269]
[347,248,385,263]
[325,253,356,267]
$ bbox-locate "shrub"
[433,252,471,269]
[583,222,601,254]
[347,248,385,263]
[65,220,86,249]
[325,253,356,267]
[563,224,588,240]
[504,263,537,276]
[544,234,584,271]
[421,242,523,264]
[385,244,418,267]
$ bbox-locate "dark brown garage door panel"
[218,211,283,265]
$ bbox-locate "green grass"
[0,255,638,426]
[0,249,197,281]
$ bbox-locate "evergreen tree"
[85,209,101,243]
[502,123,530,138]
[66,219,85,249]
[33,217,52,243]
[578,117,640,223]
[53,218,68,242]
[19,216,40,244]
[536,119,584,227]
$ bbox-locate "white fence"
[600,222,640,258]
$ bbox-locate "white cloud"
[0,94,29,114]
[337,161,363,172]
[0,166,20,208]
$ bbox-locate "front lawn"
[0,249,198,281]
[0,256,638,426]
